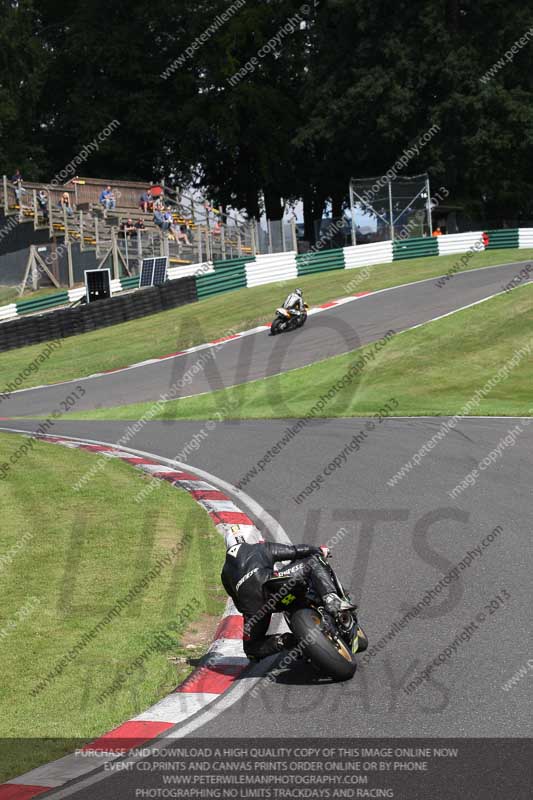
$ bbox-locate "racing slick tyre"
[270,318,284,335]
[290,607,357,681]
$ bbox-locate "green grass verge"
[2,248,533,393]
[0,432,226,781]
[72,282,533,420]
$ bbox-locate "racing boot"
[322,593,357,615]
[309,557,356,615]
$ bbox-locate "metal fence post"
[95,216,100,256]
[137,229,143,273]
[47,190,53,238]
[348,181,357,246]
[67,239,74,288]
[2,175,8,215]
[290,218,298,252]
[32,189,39,229]
[197,227,203,263]
[426,176,433,235]
[111,228,120,279]
[31,247,39,290]
[388,179,394,241]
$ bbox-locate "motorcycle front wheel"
[290,607,356,681]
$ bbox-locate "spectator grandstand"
[0,174,265,291]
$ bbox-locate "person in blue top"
[99,185,115,210]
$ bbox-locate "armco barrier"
[485,228,520,250]
[0,276,197,352]
[2,228,533,341]
[16,292,70,316]
[344,241,393,269]
[393,236,439,260]
[296,247,345,275]
[519,228,533,248]
[213,255,253,272]
[196,264,247,298]
[435,231,485,256]
[0,303,17,322]
[246,252,297,286]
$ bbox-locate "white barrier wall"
[168,261,215,280]
[0,303,17,321]
[245,252,297,287]
[344,241,393,269]
[519,228,533,248]
[437,231,485,255]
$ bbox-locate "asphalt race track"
[3,260,531,417]
[1,415,532,795]
[1,417,530,741]
[1,262,532,797]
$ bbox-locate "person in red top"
[432,227,442,237]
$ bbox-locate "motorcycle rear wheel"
[290,607,356,681]
[270,318,284,335]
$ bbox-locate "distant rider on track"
[221,534,355,661]
[282,287,305,318]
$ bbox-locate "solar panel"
[140,257,167,287]
[139,258,155,287]
[153,256,168,285]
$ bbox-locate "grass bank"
[0,431,226,781]
[72,282,533,420]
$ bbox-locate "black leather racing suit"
[221,541,337,659]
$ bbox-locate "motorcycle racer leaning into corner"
[282,287,305,317]
[221,533,356,660]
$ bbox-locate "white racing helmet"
[225,531,246,550]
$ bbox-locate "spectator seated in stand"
[135,218,145,231]
[164,209,180,240]
[175,223,192,246]
[432,226,442,237]
[139,189,152,213]
[153,208,170,231]
[99,185,116,211]
[59,191,74,217]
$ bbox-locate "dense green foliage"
[1,0,532,233]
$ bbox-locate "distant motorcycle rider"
[221,534,355,660]
[283,287,305,317]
